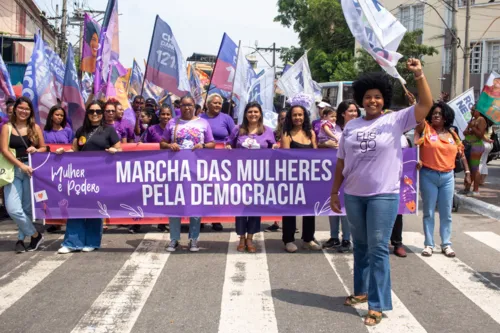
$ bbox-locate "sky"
[35,0,299,71]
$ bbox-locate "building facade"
[0,0,57,64]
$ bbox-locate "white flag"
[233,47,255,123]
[341,0,407,83]
[448,88,475,140]
[248,69,277,129]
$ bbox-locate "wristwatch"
[202,143,206,148]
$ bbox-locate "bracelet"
[465,171,471,174]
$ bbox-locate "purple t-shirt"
[143,124,166,143]
[318,120,341,144]
[200,112,235,143]
[43,127,74,144]
[108,122,127,141]
[174,108,181,117]
[116,118,136,142]
[162,117,214,150]
[312,119,321,137]
[337,106,416,196]
[225,125,276,149]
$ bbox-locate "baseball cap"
[317,101,331,108]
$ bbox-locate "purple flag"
[22,33,59,126]
[81,13,101,73]
[144,15,189,97]
[93,0,119,96]
[31,149,418,219]
[62,44,86,130]
[0,56,15,116]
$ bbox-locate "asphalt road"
[0,207,499,333]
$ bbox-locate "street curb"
[454,192,500,220]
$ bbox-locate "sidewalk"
[454,159,500,220]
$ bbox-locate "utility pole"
[450,0,458,98]
[463,0,471,91]
[60,0,68,60]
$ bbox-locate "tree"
[275,0,356,82]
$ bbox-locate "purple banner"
[31,149,418,219]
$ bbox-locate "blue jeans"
[420,168,454,247]
[235,216,261,236]
[169,217,201,241]
[62,219,103,249]
[344,193,399,312]
[4,164,37,240]
[328,215,351,241]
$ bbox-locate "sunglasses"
[87,109,103,115]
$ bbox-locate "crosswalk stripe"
[218,232,278,333]
[464,231,500,253]
[0,231,18,235]
[0,253,72,316]
[404,231,500,326]
[70,233,170,333]
[317,231,427,333]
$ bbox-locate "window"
[458,0,476,6]
[488,42,500,72]
[398,4,424,32]
[470,43,482,74]
[444,47,452,75]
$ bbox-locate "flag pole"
[228,40,242,119]
[142,15,159,97]
[203,33,226,108]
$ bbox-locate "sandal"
[246,239,257,253]
[441,246,456,258]
[364,311,382,326]
[237,237,246,252]
[421,246,433,257]
[344,295,368,306]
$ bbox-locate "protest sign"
[476,72,500,124]
[448,88,474,139]
[81,13,101,73]
[31,149,418,219]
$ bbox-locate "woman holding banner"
[160,96,215,252]
[225,102,278,252]
[330,59,433,326]
[281,99,321,253]
[57,100,122,254]
[142,105,173,144]
[43,106,74,144]
[1,97,47,253]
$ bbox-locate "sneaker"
[212,223,223,231]
[340,240,352,253]
[285,242,298,253]
[27,233,44,252]
[303,240,322,251]
[15,240,26,253]
[189,239,200,252]
[166,240,179,252]
[393,245,407,257]
[158,224,169,232]
[323,238,341,248]
[265,223,280,232]
[441,245,456,257]
[128,225,141,234]
[82,247,96,252]
[58,246,74,254]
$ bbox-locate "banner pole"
[203,33,225,108]
[142,15,159,97]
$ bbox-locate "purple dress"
[43,127,74,144]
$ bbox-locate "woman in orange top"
[415,102,470,258]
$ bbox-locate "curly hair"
[426,101,455,129]
[283,105,313,139]
[336,99,361,129]
[353,72,393,110]
[11,96,39,145]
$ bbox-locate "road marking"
[317,231,427,333]
[0,231,18,235]
[0,253,72,315]
[464,231,500,253]
[71,233,170,333]
[404,231,500,326]
[218,232,278,333]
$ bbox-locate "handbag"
[0,124,16,187]
[448,128,465,173]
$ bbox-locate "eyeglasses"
[87,109,103,115]
[181,104,194,108]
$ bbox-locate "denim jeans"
[169,217,201,241]
[344,193,399,312]
[420,167,454,247]
[235,216,261,236]
[4,164,37,240]
[62,218,103,249]
[328,215,351,241]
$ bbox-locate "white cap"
[317,101,331,108]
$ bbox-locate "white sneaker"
[189,239,200,252]
[82,247,96,252]
[166,240,178,252]
[58,246,74,254]
[285,242,298,253]
[303,240,322,251]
